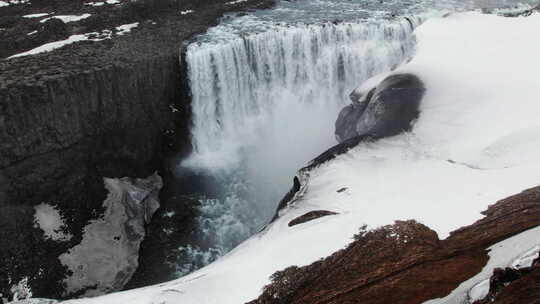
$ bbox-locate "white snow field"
[8,23,139,58]
[61,12,540,304]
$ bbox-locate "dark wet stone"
[335,73,425,143]
[288,210,338,227]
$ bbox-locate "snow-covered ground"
[85,0,120,7]
[0,0,29,7]
[40,14,92,23]
[58,12,540,304]
[7,22,139,58]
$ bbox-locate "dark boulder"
[288,210,338,227]
[335,87,375,142]
[335,73,425,143]
[39,18,69,42]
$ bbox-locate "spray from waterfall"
[176,17,422,275]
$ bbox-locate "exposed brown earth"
[250,186,540,304]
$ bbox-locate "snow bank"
[8,23,139,58]
[0,0,28,7]
[85,0,120,6]
[425,226,540,304]
[33,203,72,241]
[23,13,51,18]
[225,0,248,5]
[61,12,540,304]
[8,35,90,58]
[115,22,138,35]
[40,14,91,23]
[60,174,161,296]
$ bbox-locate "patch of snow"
[40,14,91,23]
[10,277,32,302]
[425,226,540,304]
[510,244,540,269]
[57,12,540,304]
[0,0,28,7]
[85,0,120,6]
[23,13,50,18]
[33,203,72,241]
[180,10,194,15]
[86,1,104,6]
[115,22,138,35]
[7,24,136,58]
[8,34,89,58]
[225,0,248,5]
[467,279,490,303]
[60,174,162,296]
[26,30,38,35]
[164,211,176,217]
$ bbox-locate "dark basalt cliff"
[0,0,273,299]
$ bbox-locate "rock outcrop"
[288,210,338,227]
[335,73,425,143]
[251,186,540,304]
[472,257,540,304]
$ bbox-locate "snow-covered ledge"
[59,174,162,297]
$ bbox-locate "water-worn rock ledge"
[0,0,273,300]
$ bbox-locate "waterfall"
[177,17,422,275]
[186,18,421,167]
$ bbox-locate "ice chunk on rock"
[59,173,162,296]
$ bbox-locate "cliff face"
[0,0,274,299]
[0,40,186,301]
[0,52,181,204]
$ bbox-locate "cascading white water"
[177,16,423,275]
[186,19,420,168]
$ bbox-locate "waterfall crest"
[186,18,421,168]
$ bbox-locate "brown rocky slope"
[250,185,540,304]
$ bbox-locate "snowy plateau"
[47,11,540,304]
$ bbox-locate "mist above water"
[177,17,419,274]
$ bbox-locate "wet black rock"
[288,210,338,227]
[335,73,425,143]
[125,188,201,289]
